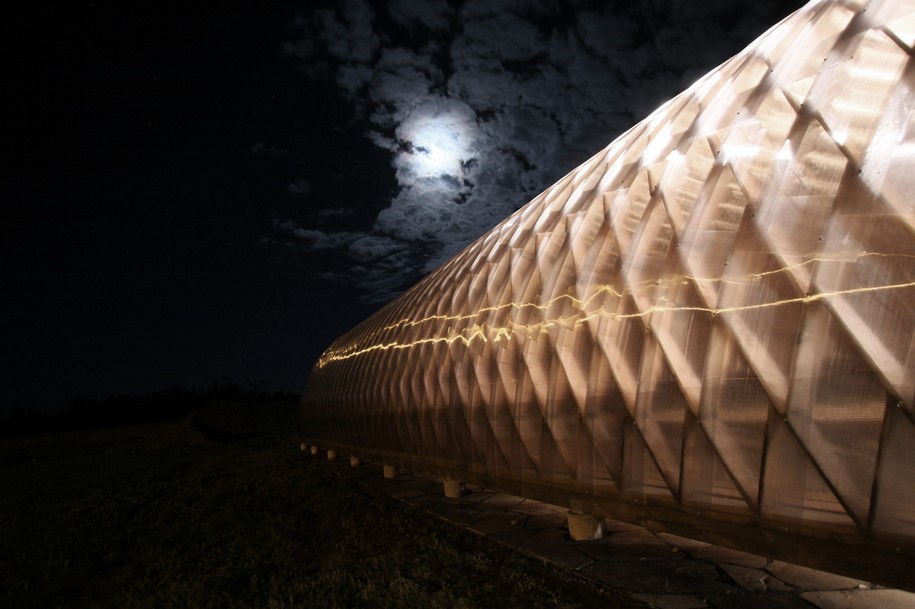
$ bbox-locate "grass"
[0,403,625,609]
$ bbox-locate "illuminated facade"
[302,0,915,585]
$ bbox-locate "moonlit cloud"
[283,0,803,302]
[374,98,481,243]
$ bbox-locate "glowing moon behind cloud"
[395,101,478,181]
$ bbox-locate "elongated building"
[302,0,915,587]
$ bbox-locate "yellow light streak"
[612,280,915,320]
[317,250,915,368]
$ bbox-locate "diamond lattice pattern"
[303,0,915,554]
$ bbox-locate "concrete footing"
[350,455,362,467]
[310,445,319,455]
[383,465,397,479]
[443,479,464,498]
[567,511,606,541]
[326,449,337,461]
[299,442,307,452]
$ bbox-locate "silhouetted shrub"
[0,380,298,438]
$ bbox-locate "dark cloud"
[317,207,353,219]
[287,179,313,195]
[251,141,287,157]
[273,219,360,250]
[349,235,409,262]
[283,0,804,302]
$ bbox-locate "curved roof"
[303,0,915,585]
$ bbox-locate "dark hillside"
[0,402,623,609]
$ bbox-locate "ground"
[0,403,629,609]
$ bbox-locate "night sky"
[6,0,805,412]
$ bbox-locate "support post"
[443,479,464,498]
[310,445,319,455]
[350,455,362,467]
[383,465,397,479]
[326,449,337,461]
[567,511,606,541]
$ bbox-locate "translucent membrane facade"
[303,0,915,586]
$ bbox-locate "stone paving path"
[314,453,915,609]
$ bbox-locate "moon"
[395,101,477,181]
